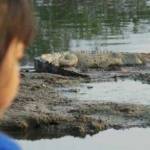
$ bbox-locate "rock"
[41,53,61,66]
[41,52,78,67]
[76,51,145,69]
[121,53,144,66]
[35,51,145,72]
[141,53,150,63]
[34,57,89,78]
[34,52,89,78]
[59,53,78,67]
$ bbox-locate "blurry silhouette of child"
[0,0,34,149]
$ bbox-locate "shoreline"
[1,66,150,139]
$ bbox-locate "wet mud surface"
[1,66,150,140]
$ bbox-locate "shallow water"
[18,128,150,150]
[28,0,150,57]
[60,79,150,105]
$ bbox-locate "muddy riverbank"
[1,67,150,140]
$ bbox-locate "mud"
[1,68,150,140]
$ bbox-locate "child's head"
[0,0,34,112]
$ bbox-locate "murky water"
[29,0,150,58]
[18,128,150,150]
[60,79,150,105]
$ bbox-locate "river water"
[18,0,150,149]
[60,79,150,105]
[18,128,150,150]
[29,0,150,58]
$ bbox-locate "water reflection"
[18,128,150,150]
[60,79,150,105]
[29,0,150,57]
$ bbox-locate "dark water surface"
[29,0,150,58]
[18,128,150,150]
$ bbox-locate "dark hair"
[0,0,35,63]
